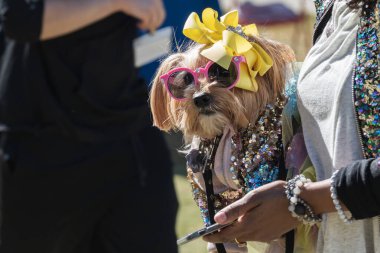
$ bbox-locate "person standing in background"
[0,1,178,253]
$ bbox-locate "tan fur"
[149,37,295,143]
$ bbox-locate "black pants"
[0,126,178,253]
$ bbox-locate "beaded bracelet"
[285,175,322,225]
[330,170,354,224]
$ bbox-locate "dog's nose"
[193,93,212,108]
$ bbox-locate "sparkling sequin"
[314,0,334,23]
[229,99,284,193]
[188,98,285,225]
[314,0,380,159]
[353,2,380,158]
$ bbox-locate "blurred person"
[0,1,177,253]
[203,0,380,252]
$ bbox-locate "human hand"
[115,0,166,32]
[204,181,300,243]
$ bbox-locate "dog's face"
[150,39,294,142]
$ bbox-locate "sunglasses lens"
[167,70,195,99]
[208,62,238,88]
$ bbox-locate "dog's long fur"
[150,36,295,142]
[150,31,296,253]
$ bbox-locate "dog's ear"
[150,66,174,131]
[149,53,184,131]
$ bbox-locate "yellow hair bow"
[183,8,273,91]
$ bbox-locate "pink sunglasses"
[160,56,246,101]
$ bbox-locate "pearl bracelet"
[285,175,322,225]
[330,170,354,224]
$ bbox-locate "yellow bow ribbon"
[183,8,273,91]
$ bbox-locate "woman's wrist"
[299,179,343,215]
[285,175,322,224]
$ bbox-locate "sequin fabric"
[188,169,243,225]
[284,65,301,119]
[230,98,284,193]
[315,0,334,23]
[353,1,380,158]
[187,98,285,225]
[314,0,380,158]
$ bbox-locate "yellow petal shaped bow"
[183,8,273,92]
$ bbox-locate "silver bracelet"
[285,175,322,225]
[330,170,354,224]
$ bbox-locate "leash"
[201,136,226,253]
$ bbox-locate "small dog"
[150,8,294,253]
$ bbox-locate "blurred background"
[139,0,316,252]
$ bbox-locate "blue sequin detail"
[314,0,334,23]
[313,0,380,158]
[190,99,285,226]
[353,2,380,158]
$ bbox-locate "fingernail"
[215,212,227,223]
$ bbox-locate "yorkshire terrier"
[150,8,295,253]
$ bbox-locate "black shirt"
[0,0,151,142]
[334,158,380,219]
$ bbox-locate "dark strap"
[203,168,217,224]
[285,230,295,253]
[278,137,295,253]
[313,0,335,44]
[202,137,226,253]
[0,124,8,245]
[203,168,226,253]
[278,135,287,181]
